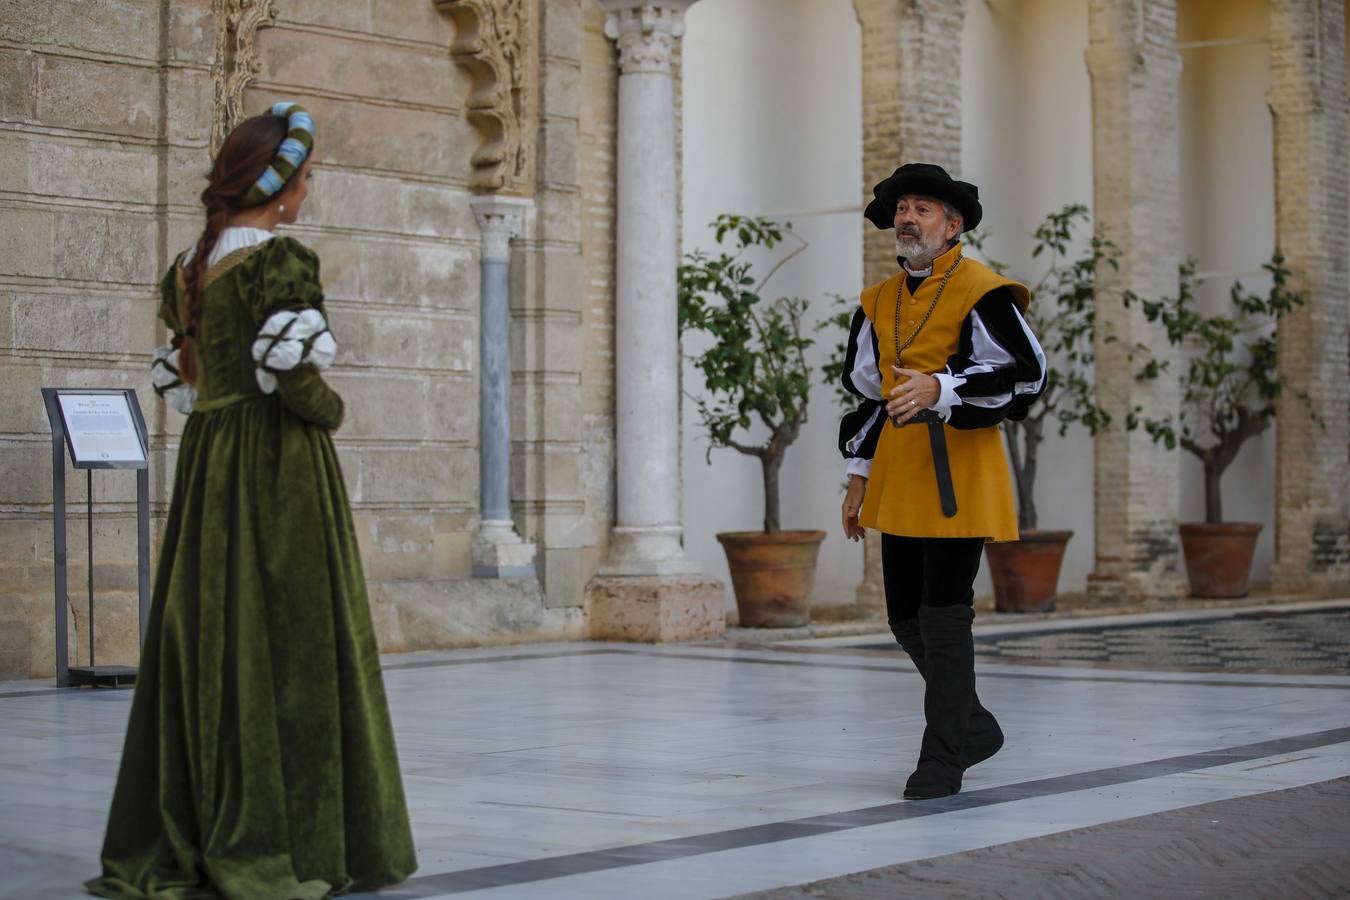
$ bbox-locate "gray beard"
[895,231,946,268]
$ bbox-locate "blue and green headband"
[242,102,315,207]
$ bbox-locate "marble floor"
[2,603,1348,899]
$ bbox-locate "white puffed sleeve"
[151,346,196,415]
[250,307,338,394]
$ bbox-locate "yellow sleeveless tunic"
[857,243,1031,542]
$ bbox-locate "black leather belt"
[892,409,958,518]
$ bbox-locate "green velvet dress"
[87,235,417,899]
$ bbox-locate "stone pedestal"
[368,577,583,652]
[586,574,725,643]
[472,520,537,578]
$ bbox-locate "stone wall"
[0,0,216,678]
[0,0,594,679]
[511,0,597,609]
[248,2,478,587]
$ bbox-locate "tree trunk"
[1005,421,1040,532]
[762,451,782,533]
[1204,460,1223,524]
[1020,418,1042,532]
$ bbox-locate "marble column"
[1084,0,1185,601]
[585,0,725,641]
[471,196,536,578]
[1267,0,1350,592]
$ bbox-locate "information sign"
[54,392,147,467]
[41,387,151,686]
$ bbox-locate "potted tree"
[974,206,1115,612]
[678,214,825,627]
[1129,255,1305,598]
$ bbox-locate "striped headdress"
[242,102,315,208]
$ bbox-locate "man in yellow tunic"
[838,163,1047,799]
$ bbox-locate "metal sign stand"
[42,388,151,688]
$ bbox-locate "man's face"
[893,194,961,264]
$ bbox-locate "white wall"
[962,0,1096,596]
[681,0,863,614]
[1176,0,1277,585]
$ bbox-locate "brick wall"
[1268,0,1350,592]
[580,1,618,569]
[1084,0,1185,600]
[854,0,967,286]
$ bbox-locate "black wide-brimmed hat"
[863,163,982,232]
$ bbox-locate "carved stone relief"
[437,0,538,195]
[209,0,280,155]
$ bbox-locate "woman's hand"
[842,474,867,542]
[887,366,940,425]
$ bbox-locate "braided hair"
[179,114,288,384]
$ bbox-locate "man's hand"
[842,474,867,542]
[887,366,940,425]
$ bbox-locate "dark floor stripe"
[392,726,1350,896]
[734,776,1350,899]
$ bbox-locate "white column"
[598,0,699,575]
[584,0,724,643]
[471,195,536,578]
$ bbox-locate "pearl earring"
[278,203,286,214]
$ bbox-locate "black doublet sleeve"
[942,286,1047,430]
[838,307,887,466]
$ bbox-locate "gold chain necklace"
[893,251,963,369]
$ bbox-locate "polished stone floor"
[2,602,1348,899]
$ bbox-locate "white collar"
[902,260,933,278]
[183,226,275,267]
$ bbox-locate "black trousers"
[881,534,984,621]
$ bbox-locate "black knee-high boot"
[890,618,1003,771]
[904,605,979,799]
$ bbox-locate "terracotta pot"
[984,530,1073,613]
[716,530,826,628]
[1179,522,1262,598]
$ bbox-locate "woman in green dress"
[87,104,417,899]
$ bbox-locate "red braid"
[177,115,288,384]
